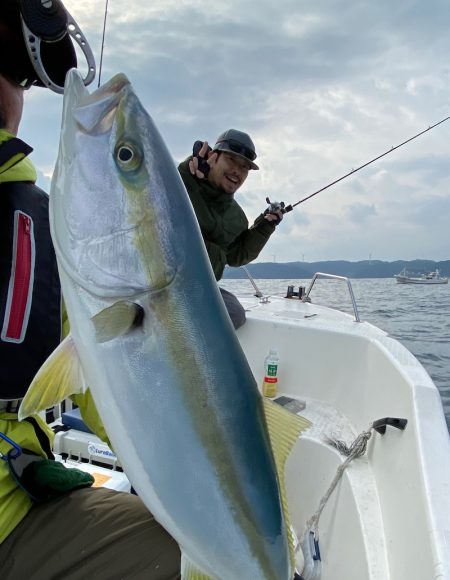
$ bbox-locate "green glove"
[21,459,94,502]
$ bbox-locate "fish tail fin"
[19,334,87,420]
[181,552,213,580]
[263,398,311,571]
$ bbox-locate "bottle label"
[266,364,277,377]
[262,356,279,398]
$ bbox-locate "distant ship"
[394,268,448,284]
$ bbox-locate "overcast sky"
[20,0,450,263]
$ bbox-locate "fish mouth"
[67,70,131,136]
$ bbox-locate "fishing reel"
[1,0,95,93]
[264,197,293,219]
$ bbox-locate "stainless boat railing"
[241,266,264,298]
[303,272,361,322]
[240,267,361,322]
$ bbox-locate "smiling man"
[178,129,283,329]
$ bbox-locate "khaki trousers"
[0,487,180,579]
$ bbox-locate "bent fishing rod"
[266,115,450,215]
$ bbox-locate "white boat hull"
[236,293,450,580]
[54,288,450,580]
[395,276,448,284]
[395,269,448,284]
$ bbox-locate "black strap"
[24,416,55,460]
[0,399,23,413]
[0,138,33,171]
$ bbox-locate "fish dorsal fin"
[19,334,87,420]
[91,301,144,343]
[263,398,311,571]
[181,552,213,580]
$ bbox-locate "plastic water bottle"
[262,348,279,398]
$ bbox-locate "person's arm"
[226,213,276,267]
[179,158,228,279]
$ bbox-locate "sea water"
[221,277,450,433]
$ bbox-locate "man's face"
[0,75,24,134]
[207,152,251,195]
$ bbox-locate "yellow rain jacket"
[0,131,108,544]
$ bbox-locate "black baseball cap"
[213,129,259,170]
[0,0,95,94]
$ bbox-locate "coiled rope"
[300,425,374,542]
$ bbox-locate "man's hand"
[264,198,285,226]
[189,141,218,179]
[264,209,284,225]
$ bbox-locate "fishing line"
[98,0,109,87]
[272,115,450,215]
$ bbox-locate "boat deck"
[236,290,450,580]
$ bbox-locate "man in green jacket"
[178,129,283,329]
[0,2,179,577]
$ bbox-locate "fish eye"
[118,146,133,162]
[114,141,142,172]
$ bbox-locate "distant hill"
[222,259,450,279]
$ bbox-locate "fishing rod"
[95,0,449,216]
[266,115,450,215]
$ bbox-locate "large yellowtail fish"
[20,69,310,579]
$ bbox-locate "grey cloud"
[408,196,450,226]
[344,203,378,223]
[385,154,450,188]
[17,0,450,262]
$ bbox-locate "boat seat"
[61,406,93,434]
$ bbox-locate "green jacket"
[178,158,276,280]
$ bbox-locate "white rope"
[300,426,373,542]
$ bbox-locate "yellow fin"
[263,397,311,571]
[19,334,87,420]
[181,553,213,580]
[91,301,143,343]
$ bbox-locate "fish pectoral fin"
[91,301,144,343]
[18,334,87,420]
[181,553,213,580]
[263,397,312,571]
